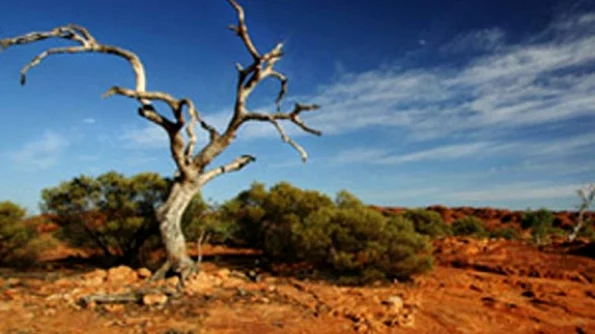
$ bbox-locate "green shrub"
[292,205,433,284]
[182,194,240,245]
[521,208,554,229]
[489,227,520,240]
[222,182,334,251]
[452,216,487,237]
[0,201,36,264]
[577,225,595,241]
[521,209,556,244]
[41,171,170,265]
[403,209,450,238]
[221,183,434,284]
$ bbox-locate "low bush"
[521,209,556,244]
[223,183,434,284]
[489,227,520,240]
[452,216,487,237]
[403,209,451,238]
[41,171,170,265]
[292,205,433,284]
[0,201,35,264]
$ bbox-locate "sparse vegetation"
[403,209,451,238]
[215,183,433,283]
[0,201,35,265]
[41,172,170,266]
[489,227,520,240]
[452,216,487,237]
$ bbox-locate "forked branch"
[221,0,322,162]
[0,25,219,177]
[199,155,256,186]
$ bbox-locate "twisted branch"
[199,155,256,186]
[1,1,321,184]
[207,0,321,165]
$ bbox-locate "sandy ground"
[0,238,594,334]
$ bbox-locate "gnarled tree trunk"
[155,181,198,279]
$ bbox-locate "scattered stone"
[142,293,168,306]
[136,267,152,280]
[43,308,57,316]
[0,302,12,311]
[107,266,138,285]
[104,304,125,313]
[215,268,230,279]
[382,296,404,311]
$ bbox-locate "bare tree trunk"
[155,180,198,279]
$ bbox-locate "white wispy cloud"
[226,11,594,143]
[440,27,506,54]
[330,130,595,166]
[8,130,69,170]
[378,142,489,164]
[120,126,169,149]
[447,182,580,202]
[296,12,595,140]
[82,118,96,124]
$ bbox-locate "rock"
[6,278,20,286]
[83,276,105,287]
[0,302,12,311]
[166,276,180,288]
[82,269,107,281]
[142,293,168,306]
[137,267,152,280]
[215,268,230,279]
[104,304,125,313]
[107,266,138,285]
[43,308,57,316]
[382,296,404,311]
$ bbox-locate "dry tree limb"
[199,155,256,186]
[569,184,595,242]
[191,0,322,169]
[196,228,211,271]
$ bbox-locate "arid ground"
[1,207,594,334]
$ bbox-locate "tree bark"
[155,180,198,279]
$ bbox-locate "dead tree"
[568,184,594,242]
[0,0,321,282]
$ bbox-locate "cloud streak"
[8,130,69,170]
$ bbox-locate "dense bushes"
[489,227,520,240]
[293,205,432,283]
[521,209,557,244]
[182,194,239,245]
[452,216,487,237]
[0,201,55,266]
[220,183,433,283]
[41,171,170,265]
[403,209,451,237]
[0,201,34,264]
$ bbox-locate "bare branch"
[20,46,87,85]
[103,86,180,110]
[270,70,288,111]
[226,0,260,60]
[199,155,256,186]
[569,183,595,241]
[216,1,322,165]
[269,119,309,162]
[0,25,147,93]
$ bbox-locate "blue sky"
[1,0,594,213]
